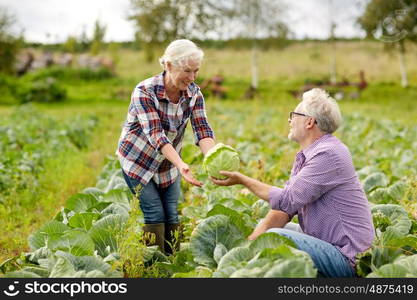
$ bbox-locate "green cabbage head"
[203,143,240,179]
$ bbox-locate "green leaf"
[82,187,105,201]
[206,204,253,236]
[249,232,297,254]
[213,243,228,264]
[100,203,130,218]
[53,229,96,256]
[104,171,127,192]
[387,181,407,201]
[88,214,128,257]
[367,255,417,278]
[100,189,131,205]
[217,247,252,271]
[229,263,271,278]
[368,187,392,204]
[264,258,317,278]
[251,199,270,220]
[5,270,42,278]
[28,220,70,251]
[19,266,50,277]
[49,256,76,277]
[26,247,52,264]
[55,251,122,277]
[190,215,245,268]
[65,193,99,213]
[214,235,314,278]
[155,248,197,276]
[68,212,101,231]
[372,204,411,238]
[215,198,251,214]
[53,207,73,223]
[363,172,389,193]
[172,266,213,278]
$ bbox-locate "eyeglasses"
[289,112,317,124]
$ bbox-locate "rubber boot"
[143,223,165,253]
[164,223,182,255]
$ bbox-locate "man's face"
[288,103,307,143]
[168,58,201,91]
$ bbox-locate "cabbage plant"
[203,143,240,179]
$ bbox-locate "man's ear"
[306,117,316,129]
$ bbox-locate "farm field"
[0,41,416,277]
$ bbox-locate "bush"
[25,66,114,82]
[0,8,21,74]
[16,77,67,103]
[0,73,19,104]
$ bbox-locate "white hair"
[159,39,204,69]
[301,88,342,133]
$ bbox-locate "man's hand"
[210,171,242,186]
[248,223,269,241]
[178,163,203,187]
[248,210,290,240]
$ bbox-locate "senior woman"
[116,39,216,254]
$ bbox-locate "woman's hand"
[178,163,203,187]
[210,171,242,186]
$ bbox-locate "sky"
[1,0,368,43]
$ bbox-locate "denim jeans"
[122,170,181,224]
[267,223,356,278]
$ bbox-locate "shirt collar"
[155,71,193,101]
[299,133,333,160]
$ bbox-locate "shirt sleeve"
[269,151,341,216]
[131,87,170,151]
[190,90,215,145]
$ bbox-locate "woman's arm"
[198,137,216,155]
[161,143,203,187]
[190,92,215,146]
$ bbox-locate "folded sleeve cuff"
[269,186,284,210]
[269,186,297,220]
[155,135,171,152]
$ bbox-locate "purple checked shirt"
[269,134,375,267]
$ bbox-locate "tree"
[78,25,91,52]
[223,0,288,97]
[90,19,107,55]
[358,0,417,87]
[63,36,77,53]
[0,8,22,74]
[128,0,225,62]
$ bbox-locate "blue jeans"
[267,226,356,278]
[122,170,181,224]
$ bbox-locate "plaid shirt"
[116,72,215,188]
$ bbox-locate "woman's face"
[167,58,201,91]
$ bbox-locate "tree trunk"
[251,42,258,89]
[144,42,155,64]
[330,43,337,84]
[398,41,408,88]
[328,0,337,84]
[250,0,258,90]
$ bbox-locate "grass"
[0,102,127,262]
[0,40,416,264]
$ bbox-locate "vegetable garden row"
[0,105,98,203]
[1,109,416,278]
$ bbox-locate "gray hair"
[159,39,204,69]
[301,88,342,133]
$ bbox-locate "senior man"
[212,88,375,277]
